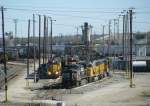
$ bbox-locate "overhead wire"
[2,17,78,28]
[5,5,150,10]
[1,6,150,34]
[5,17,28,22]
[5,7,150,14]
[6,7,121,13]
[134,21,150,24]
[46,12,107,20]
[54,23,76,27]
[5,7,150,24]
[5,7,110,21]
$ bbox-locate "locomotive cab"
[47,59,62,79]
[61,64,84,88]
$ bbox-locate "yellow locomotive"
[86,60,108,81]
[62,59,109,88]
[47,60,62,79]
[46,56,78,79]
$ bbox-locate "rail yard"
[1,0,150,106]
[0,66,150,106]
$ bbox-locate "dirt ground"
[0,62,150,106]
[32,72,150,106]
[63,73,150,106]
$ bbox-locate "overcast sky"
[0,0,150,37]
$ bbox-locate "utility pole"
[102,25,105,56]
[1,6,8,102]
[48,17,51,61]
[126,12,130,77]
[76,27,79,36]
[46,18,50,61]
[46,17,48,61]
[108,20,111,57]
[124,12,129,77]
[50,19,53,60]
[33,14,36,83]
[117,18,120,60]
[113,19,116,43]
[108,20,111,70]
[76,27,79,44]
[13,19,18,48]
[122,15,125,60]
[38,15,41,80]
[113,19,116,71]
[50,18,56,60]
[38,15,41,68]
[43,16,46,64]
[117,18,119,45]
[129,9,133,88]
[44,17,48,62]
[27,19,30,77]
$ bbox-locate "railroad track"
[32,73,126,101]
[0,70,17,88]
[0,61,27,88]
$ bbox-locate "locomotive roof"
[62,64,82,72]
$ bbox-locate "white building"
[134,32,150,57]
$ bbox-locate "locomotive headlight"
[48,72,51,75]
[55,71,59,75]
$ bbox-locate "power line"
[6,7,150,21]
[54,23,76,27]
[5,5,130,10]
[2,16,106,28]
[5,8,112,21]
[46,12,107,20]
[6,7,121,13]
[5,5,150,10]
[134,21,150,24]
[6,7,150,14]
[3,17,35,22]
[136,12,150,14]
[3,17,79,27]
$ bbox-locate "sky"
[0,0,150,37]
